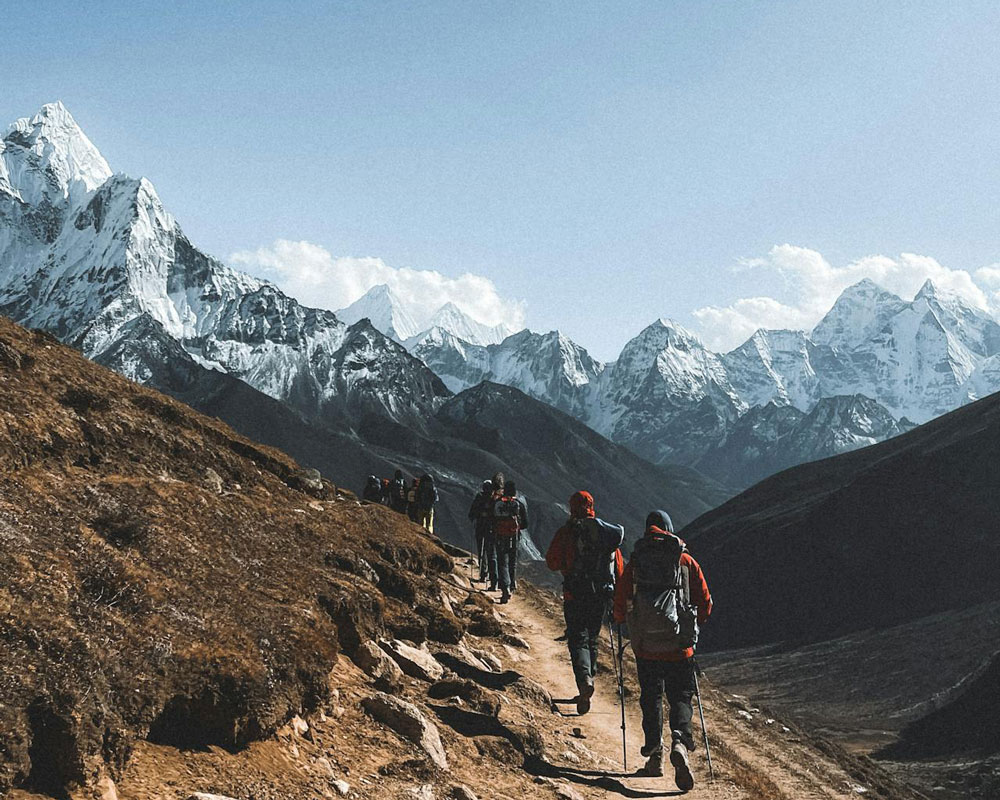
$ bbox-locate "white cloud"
[693,244,995,352]
[229,239,525,330]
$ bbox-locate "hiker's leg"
[585,596,606,677]
[664,659,697,751]
[497,538,512,593]
[636,657,666,756]
[476,529,488,579]
[485,533,498,588]
[509,533,518,589]
[564,598,594,691]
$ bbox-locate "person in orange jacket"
[546,490,624,715]
[613,509,712,788]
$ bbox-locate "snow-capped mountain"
[0,103,448,429]
[5,102,1000,492]
[336,284,422,342]
[336,284,515,346]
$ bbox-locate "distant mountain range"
[5,102,1000,497]
[0,102,728,551]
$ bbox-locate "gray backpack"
[627,532,698,655]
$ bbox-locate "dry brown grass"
[0,318,462,795]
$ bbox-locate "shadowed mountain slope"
[682,389,1000,650]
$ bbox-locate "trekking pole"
[692,658,715,781]
[607,618,627,772]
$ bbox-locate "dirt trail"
[500,581,903,800]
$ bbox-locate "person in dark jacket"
[613,510,712,787]
[468,479,495,583]
[416,474,439,532]
[545,491,624,714]
[493,481,527,604]
[389,470,408,514]
[362,475,383,503]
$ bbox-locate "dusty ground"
[10,557,927,800]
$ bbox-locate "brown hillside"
[0,318,455,794]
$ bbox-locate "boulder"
[187,795,238,800]
[362,692,449,770]
[355,640,406,690]
[332,780,350,796]
[427,679,502,717]
[380,639,445,682]
[449,786,478,800]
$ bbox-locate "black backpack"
[564,517,624,598]
[627,533,698,654]
[417,475,437,508]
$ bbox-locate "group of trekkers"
[361,469,439,533]
[467,472,528,605]
[366,469,711,791]
[544,490,712,792]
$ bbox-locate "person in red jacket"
[546,490,624,714]
[613,510,712,789]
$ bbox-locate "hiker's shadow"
[433,652,522,691]
[528,759,686,798]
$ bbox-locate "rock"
[380,639,445,682]
[362,692,449,770]
[450,644,494,673]
[555,786,585,800]
[203,468,224,494]
[469,647,503,672]
[406,787,435,800]
[315,756,336,777]
[355,640,406,690]
[332,780,350,796]
[509,676,553,709]
[449,786,478,800]
[501,632,530,650]
[290,714,309,736]
[187,795,239,800]
[427,679,502,717]
[92,777,118,800]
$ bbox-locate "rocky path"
[499,578,910,800]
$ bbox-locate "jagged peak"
[3,101,112,203]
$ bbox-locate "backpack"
[392,478,407,507]
[563,517,624,598]
[626,533,698,654]
[493,496,522,538]
[417,475,437,508]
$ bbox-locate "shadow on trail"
[528,759,684,798]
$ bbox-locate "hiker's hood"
[569,491,596,519]
[645,509,674,533]
[647,525,685,547]
[481,480,493,493]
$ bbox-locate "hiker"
[407,477,420,522]
[362,474,383,503]
[389,470,408,514]
[493,481,528,604]
[381,477,391,505]
[416,473,439,533]
[613,510,712,788]
[545,491,624,714]
[468,479,495,583]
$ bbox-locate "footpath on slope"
[503,574,927,800]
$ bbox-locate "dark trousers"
[564,594,607,691]
[635,657,696,754]
[475,523,491,580]
[494,534,517,592]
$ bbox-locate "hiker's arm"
[687,555,713,623]
[613,560,633,623]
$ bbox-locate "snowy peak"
[811,279,907,351]
[2,102,112,204]
[336,283,421,342]
[427,301,515,346]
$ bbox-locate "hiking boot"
[500,592,511,604]
[576,680,595,715]
[670,741,694,792]
[488,583,498,592]
[640,741,662,759]
[636,748,663,777]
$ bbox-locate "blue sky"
[5,1,1000,357]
